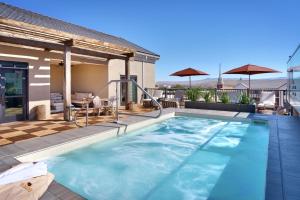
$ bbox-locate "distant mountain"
[156,77,287,89]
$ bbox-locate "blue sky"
[3,0,300,81]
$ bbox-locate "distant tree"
[172,84,185,89]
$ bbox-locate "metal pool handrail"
[108,79,163,122]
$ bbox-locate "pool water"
[47,116,269,200]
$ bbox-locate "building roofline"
[287,44,300,64]
[0,2,160,59]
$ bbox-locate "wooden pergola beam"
[0,18,134,54]
[0,35,128,60]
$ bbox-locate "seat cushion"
[264,103,275,109]
[71,100,85,104]
[257,103,264,108]
[74,92,92,100]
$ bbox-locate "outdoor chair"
[161,99,179,108]
[257,91,276,110]
[92,96,102,116]
[50,92,64,113]
[163,90,186,108]
[142,89,164,108]
[152,90,164,100]
[71,92,94,108]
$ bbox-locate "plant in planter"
[185,90,256,113]
[186,88,201,101]
[239,92,251,104]
[220,92,230,104]
[202,90,213,103]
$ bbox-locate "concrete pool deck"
[0,108,299,199]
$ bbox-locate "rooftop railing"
[145,87,288,109]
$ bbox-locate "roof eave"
[0,17,135,55]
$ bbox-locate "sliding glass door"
[0,61,28,123]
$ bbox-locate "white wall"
[108,59,156,104]
[71,64,108,97]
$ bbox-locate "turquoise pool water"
[47,116,269,200]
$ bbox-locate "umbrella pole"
[248,74,251,96]
[189,76,191,88]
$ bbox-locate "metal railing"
[109,79,163,122]
[146,87,288,108]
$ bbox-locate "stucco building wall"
[108,59,156,103]
[0,44,51,119]
[71,64,108,97]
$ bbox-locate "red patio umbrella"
[223,64,280,89]
[170,67,209,88]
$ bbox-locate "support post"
[125,58,132,109]
[63,45,72,121]
[85,101,89,127]
[115,81,119,122]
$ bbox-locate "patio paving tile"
[23,127,47,134]
[35,122,57,126]
[46,181,85,200]
[14,125,39,131]
[28,121,55,125]
[8,123,31,128]
[0,143,27,156]
[52,126,74,132]
[43,123,67,129]
[58,122,75,126]
[0,128,18,134]
[1,130,28,138]
[0,138,12,146]
[0,126,12,131]
[14,137,52,152]
[40,192,57,200]
[8,133,36,142]
[32,129,59,137]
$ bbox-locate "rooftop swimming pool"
[46,116,269,200]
